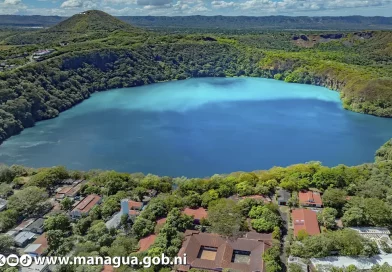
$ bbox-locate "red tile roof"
[65,184,81,197]
[102,265,114,272]
[56,184,81,199]
[183,208,208,221]
[156,217,167,225]
[128,200,143,210]
[138,234,157,252]
[72,194,101,214]
[176,230,272,272]
[299,191,323,206]
[129,210,140,216]
[292,209,320,237]
[58,186,72,194]
[15,218,36,231]
[32,233,48,255]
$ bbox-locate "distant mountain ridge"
[1,14,392,30]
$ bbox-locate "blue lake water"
[1,77,392,177]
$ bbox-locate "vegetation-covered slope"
[49,10,136,34]
[2,10,143,45]
[1,10,392,145]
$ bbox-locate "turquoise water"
[1,77,392,177]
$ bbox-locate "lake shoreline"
[2,77,391,176]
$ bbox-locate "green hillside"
[0,10,392,144]
[2,10,143,45]
[49,10,136,34]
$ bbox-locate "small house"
[14,231,35,247]
[299,191,323,208]
[15,218,36,232]
[120,199,143,218]
[24,233,48,257]
[25,218,45,234]
[182,207,208,225]
[70,194,102,219]
[292,209,320,237]
[277,189,291,206]
[138,234,157,252]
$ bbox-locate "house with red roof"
[138,234,157,252]
[156,217,167,226]
[55,184,82,200]
[292,209,320,237]
[71,194,102,219]
[299,191,323,208]
[101,265,114,272]
[176,230,272,272]
[182,208,208,225]
[24,233,48,257]
[120,199,143,218]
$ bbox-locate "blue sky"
[1,0,392,16]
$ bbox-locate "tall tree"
[208,199,242,238]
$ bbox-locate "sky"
[1,0,392,17]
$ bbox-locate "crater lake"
[1,77,392,177]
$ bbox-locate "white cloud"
[4,0,22,5]
[211,1,237,9]
[172,0,209,14]
[60,0,99,9]
[235,0,392,13]
[4,0,392,16]
[0,0,25,15]
[103,0,136,5]
[136,0,172,6]
[60,0,80,7]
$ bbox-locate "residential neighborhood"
[0,163,392,272]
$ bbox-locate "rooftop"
[25,218,45,233]
[0,198,7,205]
[277,189,291,201]
[183,207,208,221]
[102,265,114,272]
[299,191,323,206]
[14,231,35,244]
[292,209,320,237]
[128,200,143,210]
[350,227,391,235]
[21,260,49,272]
[138,234,157,252]
[311,254,392,271]
[177,230,272,272]
[129,210,140,216]
[105,212,122,229]
[56,184,82,198]
[72,194,101,214]
[25,233,48,255]
[156,217,167,225]
[15,218,36,231]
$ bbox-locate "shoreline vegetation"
[0,10,392,145]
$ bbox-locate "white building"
[21,260,49,272]
[311,254,392,271]
[350,227,392,253]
